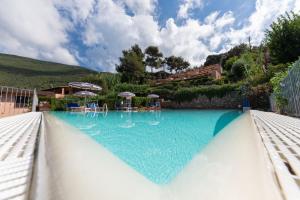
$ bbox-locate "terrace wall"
[162,92,242,109]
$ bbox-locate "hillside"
[0,53,97,90]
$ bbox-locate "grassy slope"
[0,53,96,90]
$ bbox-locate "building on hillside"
[172,64,222,80]
[40,86,82,99]
[155,64,222,84]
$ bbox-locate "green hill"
[0,53,97,90]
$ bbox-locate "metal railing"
[281,59,300,117]
[0,86,38,117]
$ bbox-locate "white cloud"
[118,0,157,15]
[82,1,239,71]
[204,11,220,24]
[81,0,300,71]
[223,0,300,49]
[0,0,78,65]
[215,11,235,29]
[53,0,96,23]
[159,18,213,66]
[82,0,160,71]
[177,0,204,19]
[0,0,299,71]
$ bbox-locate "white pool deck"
[0,110,299,200]
[0,112,41,200]
[251,110,300,200]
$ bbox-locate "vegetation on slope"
[0,53,96,89]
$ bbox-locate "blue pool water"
[51,110,242,184]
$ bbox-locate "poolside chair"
[67,103,82,112]
[86,102,108,113]
[115,102,122,110]
[86,103,101,112]
[242,98,251,112]
[147,101,161,111]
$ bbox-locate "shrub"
[248,84,272,110]
[231,61,246,80]
[270,70,289,110]
[114,83,150,96]
[149,88,174,100]
[50,98,67,111]
[266,12,300,64]
[174,84,239,102]
[132,97,150,107]
[224,56,238,71]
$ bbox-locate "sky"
[0,0,299,72]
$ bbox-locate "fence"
[281,59,300,117]
[0,86,38,117]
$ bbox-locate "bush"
[266,63,289,80]
[132,97,150,107]
[50,98,68,111]
[266,12,300,64]
[224,56,238,71]
[189,76,214,86]
[149,88,174,100]
[174,84,239,102]
[114,83,150,96]
[231,61,246,80]
[270,70,289,110]
[248,84,272,110]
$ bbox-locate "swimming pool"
[51,110,242,185]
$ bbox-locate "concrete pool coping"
[30,111,283,200]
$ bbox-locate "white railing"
[0,86,38,117]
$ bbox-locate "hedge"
[114,83,150,96]
[174,84,240,102]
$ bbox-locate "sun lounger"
[67,103,82,112]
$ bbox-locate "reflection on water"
[119,112,135,128]
[51,110,242,185]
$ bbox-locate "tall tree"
[145,46,164,73]
[116,44,145,83]
[266,12,300,64]
[165,56,190,73]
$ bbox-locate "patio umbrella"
[147,94,159,98]
[118,92,135,99]
[74,91,97,105]
[118,92,135,109]
[69,82,102,91]
[74,91,97,97]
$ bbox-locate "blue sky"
[0,0,299,72]
[158,0,255,26]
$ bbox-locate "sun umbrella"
[69,82,102,91]
[74,91,97,97]
[147,94,159,98]
[74,91,97,105]
[118,92,136,98]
